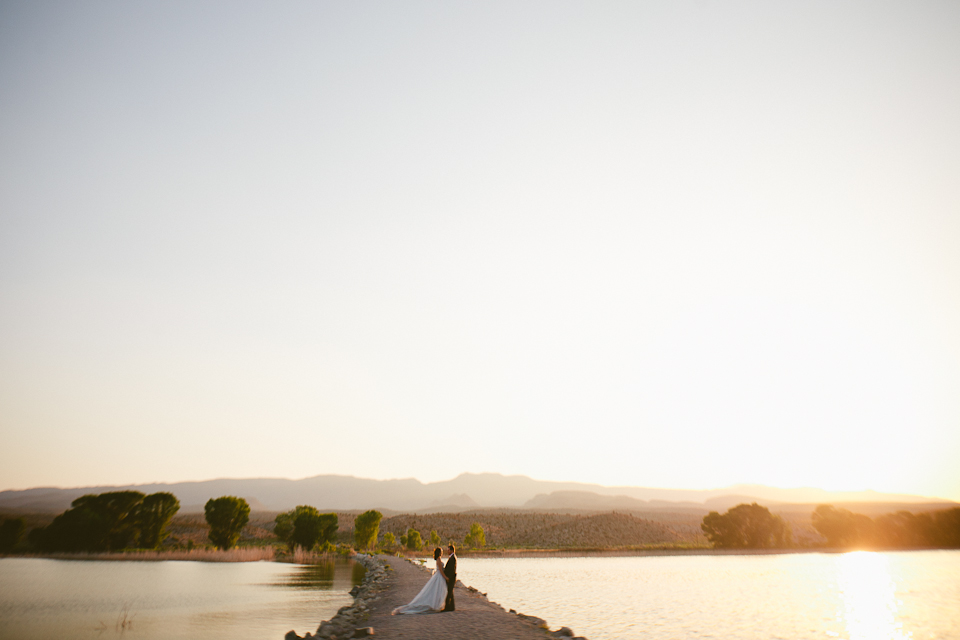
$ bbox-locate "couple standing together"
[392,543,457,615]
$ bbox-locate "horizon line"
[1,471,955,503]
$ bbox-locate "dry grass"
[37,546,277,562]
[292,546,324,564]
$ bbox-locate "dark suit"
[442,553,457,611]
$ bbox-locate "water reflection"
[277,560,366,590]
[458,551,960,640]
[0,558,361,640]
[837,552,909,640]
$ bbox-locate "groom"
[442,543,457,612]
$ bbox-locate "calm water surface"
[457,550,960,640]
[0,558,363,640]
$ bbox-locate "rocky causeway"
[285,553,588,640]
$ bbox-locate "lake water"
[457,551,960,640]
[0,558,363,640]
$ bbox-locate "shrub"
[405,528,422,551]
[464,522,486,548]
[382,531,397,551]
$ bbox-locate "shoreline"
[393,545,948,559]
[4,544,949,563]
[3,547,279,562]
[295,553,588,640]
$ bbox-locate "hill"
[0,473,953,515]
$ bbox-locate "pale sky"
[1,1,959,501]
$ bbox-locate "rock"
[517,614,549,628]
[553,628,575,637]
[317,621,336,637]
[352,628,375,637]
[285,632,302,640]
[349,586,360,596]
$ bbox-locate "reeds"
[39,546,277,562]
[291,545,337,564]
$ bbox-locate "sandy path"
[359,554,573,640]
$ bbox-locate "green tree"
[135,492,180,549]
[204,496,250,550]
[288,505,339,550]
[74,491,147,550]
[354,510,383,550]
[34,491,147,552]
[812,504,960,550]
[874,511,929,548]
[811,504,875,548]
[34,502,105,551]
[932,507,960,547]
[429,529,441,547]
[464,522,486,548]
[399,533,408,548]
[701,503,793,549]
[290,506,324,550]
[382,531,397,551]
[405,528,422,551]
[317,513,339,547]
[0,517,26,552]
[274,506,311,550]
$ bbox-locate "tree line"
[15,492,252,553]
[28,491,180,552]
[1,490,488,555]
[701,502,960,550]
[379,521,486,552]
[9,494,957,554]
[811,504,960,549]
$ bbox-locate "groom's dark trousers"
[442,554,457,611]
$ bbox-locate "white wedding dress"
[392,558,448,614]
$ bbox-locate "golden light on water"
[837,552,910,640]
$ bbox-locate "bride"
[391,547,448,614]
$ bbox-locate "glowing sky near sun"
[1,1,958,500]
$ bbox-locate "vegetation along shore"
[2,491,958,639]
[1,490,958,557]
[286,553,589,640]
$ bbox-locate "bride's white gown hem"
[392,561,447,615]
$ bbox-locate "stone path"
[305,554,587,640]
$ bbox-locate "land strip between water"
[299,553,585,640]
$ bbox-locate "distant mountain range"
[0,473,953,514]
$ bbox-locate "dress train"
[392,564,448,614]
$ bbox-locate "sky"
[1,1,959,501]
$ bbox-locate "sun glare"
[836,552,909,640]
